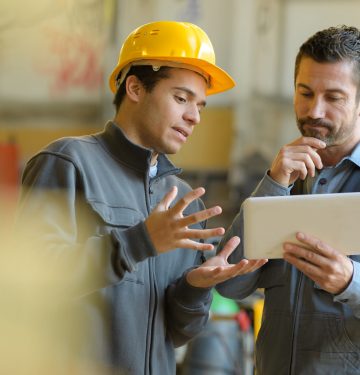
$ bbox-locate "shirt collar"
[340,142,360,168]
[321,142,360,169]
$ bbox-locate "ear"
[125,75,143,103]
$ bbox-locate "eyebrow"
[174,86,207,107]
[296,83,347,96]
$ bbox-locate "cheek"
[294,99,307,116]
[333,105,351,121]
[353,102,360,119]
[146,104,167,127]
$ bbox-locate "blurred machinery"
[0,138,20,186]
[0,138,20,237]
[179,290,264,375]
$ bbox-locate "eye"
[175,95,186,103]
[197,105,205,114]
[326,95,342,102]
[299,91,312,98]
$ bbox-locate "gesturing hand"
[186,236,268,288]
[145,186,225,254]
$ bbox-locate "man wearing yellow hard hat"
[16,21,266,374]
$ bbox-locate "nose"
[307,97,326,119]
[184,104,201,125]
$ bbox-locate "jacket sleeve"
[216,172,292,300]
[164,263,212,347]
[215,211,262,299]
[15,153,157,297]
[164,197,212,348]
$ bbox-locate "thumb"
[155,186,178,212]
[220,236,241,261]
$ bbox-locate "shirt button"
[319,178,327,185]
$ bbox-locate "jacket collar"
[94,121,181,176]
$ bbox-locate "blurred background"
[1,0,360,374]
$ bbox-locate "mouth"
[303,123,331,133]
[303,124,322,130]
[299,118,332,129]
[304,122,328,128]
[173,127,190,141]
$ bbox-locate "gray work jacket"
[16,121,212,375]
[216,171,360,375]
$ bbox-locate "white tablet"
[243,192,360,259]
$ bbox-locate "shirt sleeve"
[251,170,292,197]
[334,259,360,318]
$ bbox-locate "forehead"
[161,68,207,96]
[296,57,357,91]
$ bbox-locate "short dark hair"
[294,25,360,94]
[113,65,172,112]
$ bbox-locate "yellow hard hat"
[109,21,235,95]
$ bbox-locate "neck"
[151,152,159,166]
[113,110,134,140]
[113,115,159,166]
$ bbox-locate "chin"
[167,142,184,154]
[169,148,182,155]
[161,146,181,155]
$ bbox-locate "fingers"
[286,148,323,177]
[159,187,223,228]
[283,249,322,283]
[156,186,178,211]
[288,137,325,172]
[283,232,330,269]
[270,136,326,186]
[291,136,326,150]
[180,239,215,251]
[212,258,267,277]
[217,236,241,261]
[231,259,268,275]
[294,232,336,258]
[186,254,268,287]
[147,186,227,254]
[276,146,322,177]
[283,237,354,294]
[283,232,345,282]
[177,227,225,240]
[203,258,267,281]
[178,205,223,227]
[283,243,323,268]
[172,187,206,214]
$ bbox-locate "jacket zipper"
[144,176,153,375]
[145,176,160,375]
[289,271,305,374]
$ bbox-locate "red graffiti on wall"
[40,28,103,94]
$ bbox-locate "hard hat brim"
[109,57,235,96]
